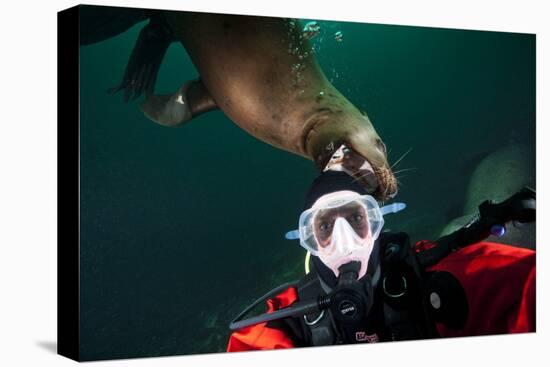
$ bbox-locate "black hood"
[304,171,381,288]
[303,171,369,211]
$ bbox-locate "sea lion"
[150,12,397,200]
[80,7,398,200]
[440,144,535,249]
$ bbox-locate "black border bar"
[57,5,81,361]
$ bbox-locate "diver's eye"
[319,223,331,232]
[351,214,364,224]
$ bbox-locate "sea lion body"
[162,12,396,198]
[165,13,337,157]
[80,7,397,199]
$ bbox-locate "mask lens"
[298,192,385,257]
[313,201,370,248]
[295,191,394,278]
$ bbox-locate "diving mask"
[286,191,405,278]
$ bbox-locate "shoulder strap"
[292,272,340,346]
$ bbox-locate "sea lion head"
[304,112,398,201]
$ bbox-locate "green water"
[79,11,535,360]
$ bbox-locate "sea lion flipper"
[140,79,218,127]
[140,82,193,127]
[109,15,174,102]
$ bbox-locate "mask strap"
[285,230,300,240]
[380,202,406,215]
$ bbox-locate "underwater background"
[79,8,535,361]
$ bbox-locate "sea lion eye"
[376,139,387,155]
[319,222,331,232]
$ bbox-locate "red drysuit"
[227,241,535,352]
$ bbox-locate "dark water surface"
[79,12,535,360]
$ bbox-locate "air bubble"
[302,21,321,40]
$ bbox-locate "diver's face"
[309,192,379,280]
[313,201,369,248]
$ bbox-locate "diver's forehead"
[316,202,366,221]
[311,190,361,209]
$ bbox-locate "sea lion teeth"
[323,145,381,195]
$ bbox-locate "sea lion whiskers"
[393,167,417,175]
[350,168,375,183]
[390,147,413,169]
[379,165,398,199]
[395,178,404,191]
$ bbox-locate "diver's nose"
[332,218,356,254]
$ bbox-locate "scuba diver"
[226,169,536,351]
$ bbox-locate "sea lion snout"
[307,114,398,201]
[344,141,398,200]
[348,132,398,200]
